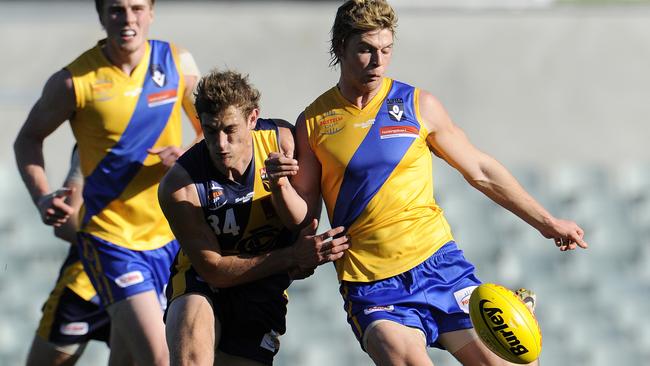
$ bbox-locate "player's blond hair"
[194,69,261,119]
[95,0,155,15]
[329,0,398,67]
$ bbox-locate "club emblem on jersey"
[151,64,166,87]
[208,181,227,210]
[387,98,404,121]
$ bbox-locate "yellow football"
[469,283,542,364]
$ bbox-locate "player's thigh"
[365,320,433,366]
[214,349,268,366]
[166,293,218,366]
[26,335,85,366]
[106,290,167,365]
[448,335,538,366]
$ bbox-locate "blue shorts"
[340,242,481,351]
[37,247,110,345]
[78,233,179,308]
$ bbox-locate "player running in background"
[263,1,588,365]
[26,146,110,366]
[14,1,202,365]
[159,69,349,366]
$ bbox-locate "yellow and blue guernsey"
[305,78,454,283]
[66,39,185,251]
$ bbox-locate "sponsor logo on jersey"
[317,113,344,136]
[235,191,254,204]
[147,89,178,108]
[207,181,227,210]
[60,322,89,336]
[363,305,395,315]
[92,80,114,101]
[354,119,375,129]
[379,126,419,139]
[387,98,404,121]
[124,87,142,97]
[260,330,280,352]
[115,271,145,288]
[151,64,166,87]
[454,286,477,314]
[260,167,272,192]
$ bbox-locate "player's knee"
[366,323,426,365]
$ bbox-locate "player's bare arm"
[159,163,349,288]
[14,69,76,227]
[147,48,203,167]
[418,90,588,251]
[265,112,323,229]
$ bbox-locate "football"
[469,283,542,364]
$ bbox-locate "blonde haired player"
[14,1,202,365]
[264,0,587,365]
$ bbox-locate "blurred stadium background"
[1,0,649,365]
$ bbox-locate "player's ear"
[247,108,259,130]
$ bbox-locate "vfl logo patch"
[151,64,166,87]
[60,322,89,336]
[453,285,477,314]
[147,89,177,108]
[387,98,404,121]
[379,126,419,139]
[208,181,227,210]
[363,305,395,315]
[115,271,145,288]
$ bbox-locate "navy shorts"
[340,241,481,351]
[36,247,110,345]
[166,250,290,365]
[78,232,179,308]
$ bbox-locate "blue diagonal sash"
[82,40,180,226]
[331,81,420,230]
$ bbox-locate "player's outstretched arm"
[264,112,323,229]
[419,91,588,251]
[14,69,76,227]
[158,164,349,288]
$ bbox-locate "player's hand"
[288,266,316,281]
[148,146,183,169]
[540,217,588,251]
[37,187,74,227]
[263,152,299,190]
[292,219,349,269]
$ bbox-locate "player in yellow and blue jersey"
[26,146,110,366]
[159,69,349,366]
[264,1,588,365]
[14,1,202,365]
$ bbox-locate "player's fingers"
[329,242,350,254]
[328,251,345,261]
[320,226,345,241]
[147,147,164,154]
[52,201,75,216]
[571,232,589,249]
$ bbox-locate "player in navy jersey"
[159,69,350,366]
